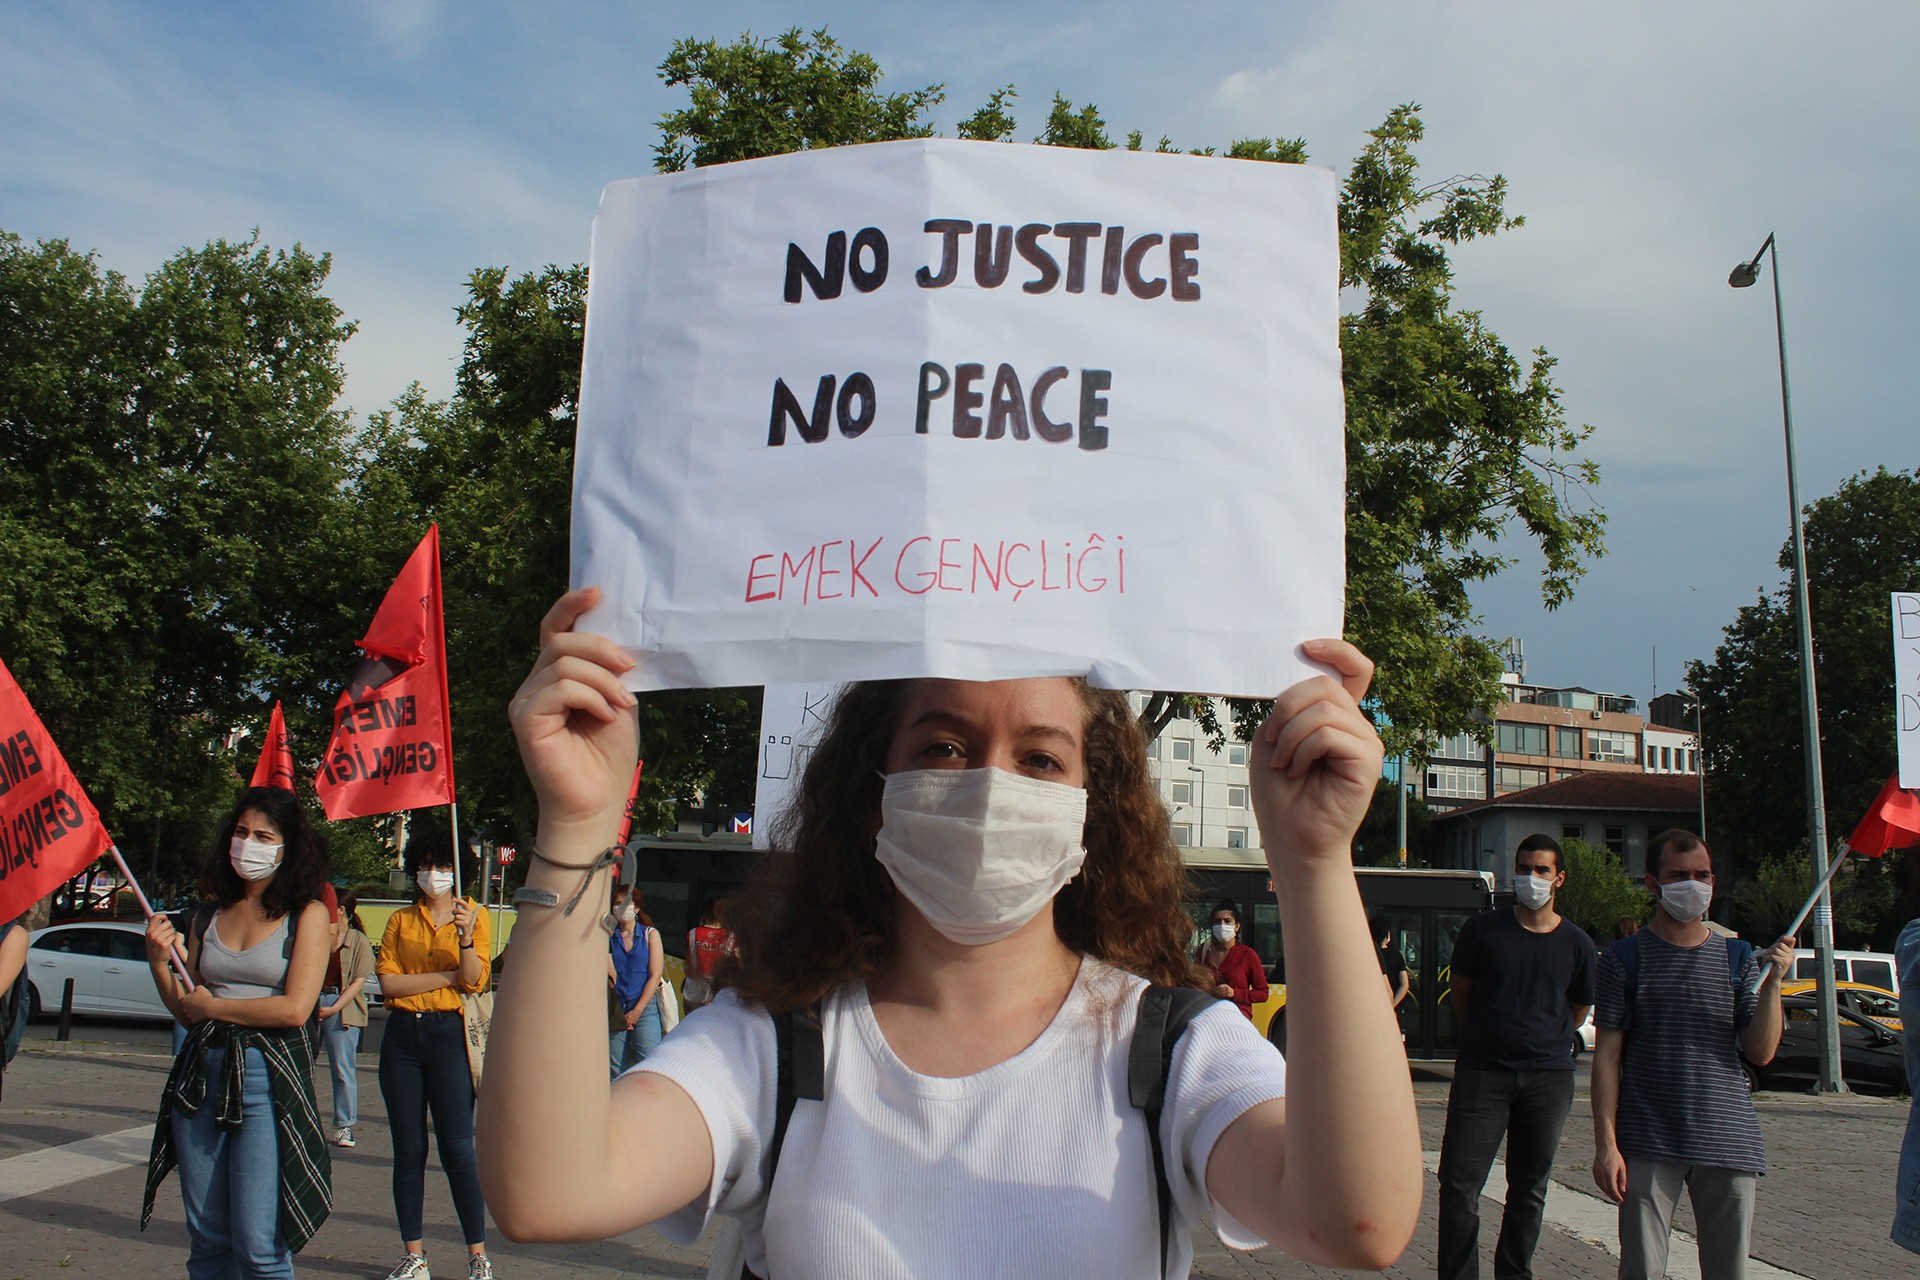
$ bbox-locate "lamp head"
[1728,260,1762,288]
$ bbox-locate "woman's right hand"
[508,587,641,835]
[145,913,181,962]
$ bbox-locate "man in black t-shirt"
[1437,833,1597,1280]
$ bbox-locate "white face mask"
[229,835,283,882]
[1513,872,1556,910]
[616,904,637,925]
[1659,879,1713,922]
[874,767,1088,946]
[416,868,454,898]
[1211,922,1236,945]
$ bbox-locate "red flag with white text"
[314,527,457,820]
[0,657,114,922]
[249,701,296,792]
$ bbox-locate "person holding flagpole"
[376,828,493,1280]
[139,786,333,1280]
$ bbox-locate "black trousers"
[1436,1064,1576,1280]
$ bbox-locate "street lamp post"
[1729,233,1843,1093]
[1186,765,1206,848]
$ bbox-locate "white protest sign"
[573,138,1345,695]
[1896,593,1920,788]
[752,683,842,850]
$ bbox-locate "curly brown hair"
[721,679,1211,1011]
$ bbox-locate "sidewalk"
[2,1044,1911,1278]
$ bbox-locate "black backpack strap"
[1129,984,1220,1280]
[747,1004,825,1280]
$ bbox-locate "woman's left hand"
[180,987,216,1025]
[1249,638,1384,866]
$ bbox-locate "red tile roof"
[1437,772,1703,819]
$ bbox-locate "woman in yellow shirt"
[376,831,493,1280]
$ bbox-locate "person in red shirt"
[1198,900,1268,1018]
[683,897,735,1011]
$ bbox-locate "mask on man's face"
[1658,878,1713,922]
[1512,872,1556,910]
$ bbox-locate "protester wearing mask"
[607,886,665,1076]
[1592,829,1794,1280]
[1196,900,1267,1019]
[138,787,333,1279]
[1436,833,1596,1280]
[376,832,493,1280]
[474,588,1422,1279]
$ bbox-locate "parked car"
[1571,1005,1597,1057]
[1780,979,1901,1033]
[1790,948,1899,997]
[1744,995,1906,1095]
[26,921,173,1021]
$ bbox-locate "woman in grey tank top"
[141,786,333,1277]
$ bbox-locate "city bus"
[1178,847,1496,1060]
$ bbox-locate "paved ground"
[2,1020,1913,1279]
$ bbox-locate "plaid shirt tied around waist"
[142,1018,332,1251]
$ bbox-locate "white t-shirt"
[635,956,1287,1279]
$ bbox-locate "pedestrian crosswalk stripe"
[0,1125,151,1204]
[1422,1150,1811,1280]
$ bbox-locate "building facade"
[1133,695,1261,850]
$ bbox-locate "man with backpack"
[1436,832,1596,1280]
[1591,829,1794,1280]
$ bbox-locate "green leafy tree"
[1733,846,1895,947]
[1351,778,1438,867]
[0,229,371,893]
[1688,466,1920,943]
[1556,838,1651,941]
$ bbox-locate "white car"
[27,920,175,1021]
[1572,1005,1598,1057]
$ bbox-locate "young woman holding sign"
[477,587,1419,1278]
[140,787,333,1280]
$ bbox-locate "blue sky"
[6,1,1916,704]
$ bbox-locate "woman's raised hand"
[1248,638,1384,866]
[508,588,640,839]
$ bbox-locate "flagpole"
[1746,841,1853,995]
[107,844,194,991]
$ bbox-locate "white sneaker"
[467,1256,494,1280]
[383,1254,429,1279]
[334,1127,356,1147]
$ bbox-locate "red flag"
[615,761,646,847]
[1846,773,1920,857]
[249,701,296,792]
[315,527,457,820]
[0,657,114,922]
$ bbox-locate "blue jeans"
[1894,919,1920,1255]
[378,1009,486,1245]
[317,995,360,1129]
[172,1045,293,1280]
[610,999,663,1078]
[1437,1064,1577,1280]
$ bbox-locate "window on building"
[1226,785,1248,809]
[1169,780,1192,805]
[1660,745,1672,771]
[1432,732,1482,760]
[1171,823,1193,847]
[1555,726,1582,758]
[1496,722,1548,756]
[1562,823,1584,842]
[1171,738,1193,762]
[1226,827,1248,849]
[1146,738,1160,761]
[1587,731,1635,764]
[1605,825,1627,857]
[1683,749,1694,773]
[1495,765,1548,794]
[1646,746,1657,768]
[1427,766,1489,800]
[1227,743,1247,766]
